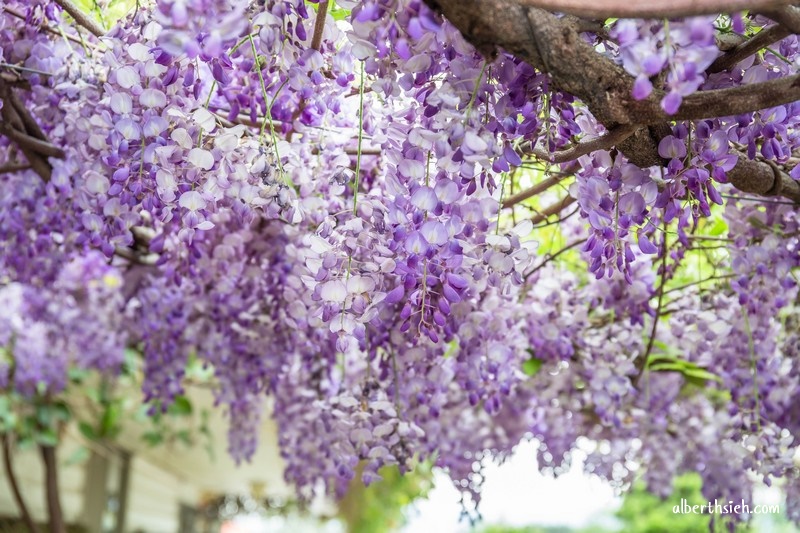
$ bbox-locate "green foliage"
[646,340,722,386]
[71,0,138,28]
[616,473,746,533]
[338,462,433,533]
[306,0,352,21]
[1,341,213,469]
[522,351,544,376]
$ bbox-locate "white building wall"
[0,436,87,525]
[124,454,200,533]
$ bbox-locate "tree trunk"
[2,433,41,533]
[40,445,66,533]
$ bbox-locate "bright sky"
[401,441,622,532]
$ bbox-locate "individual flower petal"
[320,280,347,303]
[410,186,438,211]
[115,66,140,89]
[188,148,214,170]
[179,190,207,211]
[140,88,167,109]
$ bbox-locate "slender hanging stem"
[464,61,488,120]
[352,62,365,216]
[248,34,286,178]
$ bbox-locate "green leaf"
[35,428,59,447]
[748,216,771,231]
[16,435,35,451]
[64,446,90,467]
[36,404,54,427]
[176,429,192,446]
[168,395,193,417]
[100,402,122,438]
[68,367,90,382]
[522,356,544,376]
[52,402,71,423]
[649,357,722,385]
[122,348,140,375]
[648,362,687,372]
[443,340,460,359]
[78,421,98,441]
[0,396,17,432]
[142,431,164,447]
[707,218,728,236]
[682,367,723,384]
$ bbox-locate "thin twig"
[634,228,668,386]
[2,6,88,47]
[0,63,53,77]
[524,237,588,279]
[720,193,797,205]
[708,25,790,73]
[530,195,577,224]
[502,173,570,208]
[53,0,105,37]
[662,274,736,296]
[526,125,638,164]
[531,205,580,228]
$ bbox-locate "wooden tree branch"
[53,0,105,38]
[7,88,47,142]
[310,1,330,51]
[427,0,800,204]
[524,237,588,279]
[527,125,638,163]
[0,122,65,158]
[502,173,567,208]
[0,162,31,173]
[728,155,800,203]
[668,74,800,122]
[0,91,53,180]
[2,434,41,533]
[758,5,800,34]
[508,0,794,19]
[708,24,790,74]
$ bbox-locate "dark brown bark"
[40,445,67,533]
[759,5,800,34]
[2,434,41,533]
[0,81,53,181]
[311,1,330,51]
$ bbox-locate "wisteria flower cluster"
[1,0,799,524]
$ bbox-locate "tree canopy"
[0,0,799,526]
